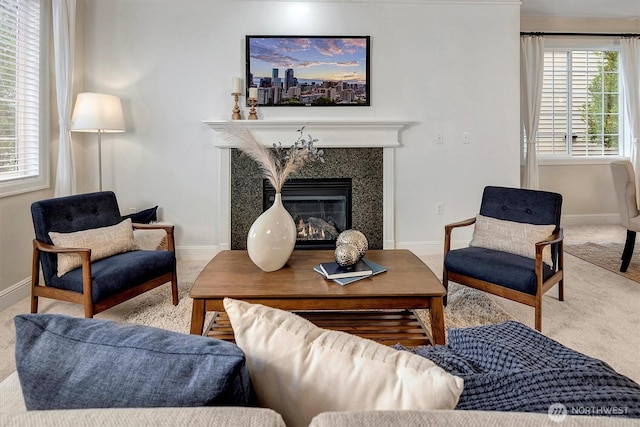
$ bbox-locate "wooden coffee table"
[189,249,446,346]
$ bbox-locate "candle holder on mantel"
[231,93,242,120]
[248,98,258,120]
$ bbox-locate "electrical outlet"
[462,132,470,144]
[436,132,443,144]
[436,202,444,215]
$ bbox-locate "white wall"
[0,0,522,302]
[79,0,521,255]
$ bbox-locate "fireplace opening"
[263,178,352,249]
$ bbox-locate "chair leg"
[534,299,542,332]
[31,244,40,314]
[171,272,179,306]
[84,307,94,318]
[558,245,564,302]
[621,230,636,272]
[31,295,38,314]
[442,268,449,306]
[558,278,564,302]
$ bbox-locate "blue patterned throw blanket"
[396,321,640,418]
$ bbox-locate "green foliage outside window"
[580,51,619,149]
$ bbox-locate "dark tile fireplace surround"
[230,147,383,250]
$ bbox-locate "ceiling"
[520,0,640,20]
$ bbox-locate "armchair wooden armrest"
[534,228,564,302]
[535,228,564,249]
[132,223,175,252]
[131,223,174,232]
[535,228,564,279]
[31,239,94,314]
[444,217,476,254]
[33,239,92,256]
[535,228,564,262]
[445,217,476,233]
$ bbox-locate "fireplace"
[207,119,408,251]
[230,147,384,251]
[264,178,352,249]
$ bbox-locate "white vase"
[247,193,296,272]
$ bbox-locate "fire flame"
[297,218,326,240]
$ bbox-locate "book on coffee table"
[314,258,387,286]
[319,260,373,279]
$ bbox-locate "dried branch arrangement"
[224,124,324,192]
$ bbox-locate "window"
[537,48,621,157]
[0,0,48,197]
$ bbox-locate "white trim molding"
[0,277,31,312]
[204,119,408,148]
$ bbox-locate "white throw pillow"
[469,214,555,265]
[223,298,464,427]
[49,219,137,277]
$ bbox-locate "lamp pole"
[97,129,103,191]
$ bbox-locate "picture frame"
[245,35,370,107]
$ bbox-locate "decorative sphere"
[336,229,368,259]
[334,244,360,267]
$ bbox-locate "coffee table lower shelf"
[204,310,433,347]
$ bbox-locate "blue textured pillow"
[14,314,254,410]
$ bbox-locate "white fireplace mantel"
[204,119,409,148]
[204,119,410,250]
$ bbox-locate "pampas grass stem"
[223,123,322,193]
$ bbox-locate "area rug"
[565,242,640,284]
[415,283,515,336]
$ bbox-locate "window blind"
[0,0,40,182]
[537,49,620,157]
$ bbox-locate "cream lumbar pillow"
[223,298,464,427]
[49,219,137,277]
[469,214,556,265]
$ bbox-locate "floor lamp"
[70,93,126,191]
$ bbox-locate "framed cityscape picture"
[245,35,370,107]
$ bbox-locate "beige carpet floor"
[565,242,640,283]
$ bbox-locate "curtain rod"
[521,32,640,38]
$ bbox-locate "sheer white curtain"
[520,35,545,190]
[53,0,77,197]
[620,38,640,187]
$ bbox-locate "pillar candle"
[232,77,242,94]
[249,87,258,99]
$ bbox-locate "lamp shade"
[70,92,125,133]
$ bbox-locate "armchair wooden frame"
[31,223,178,318]
[443,217,564,331]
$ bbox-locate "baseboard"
[0,277,30,312]
[176,245,220,261]
[561,213,620,226]
[396,239,470,256]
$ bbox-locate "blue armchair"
[30,191,178,318]
[443,186,564,331]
